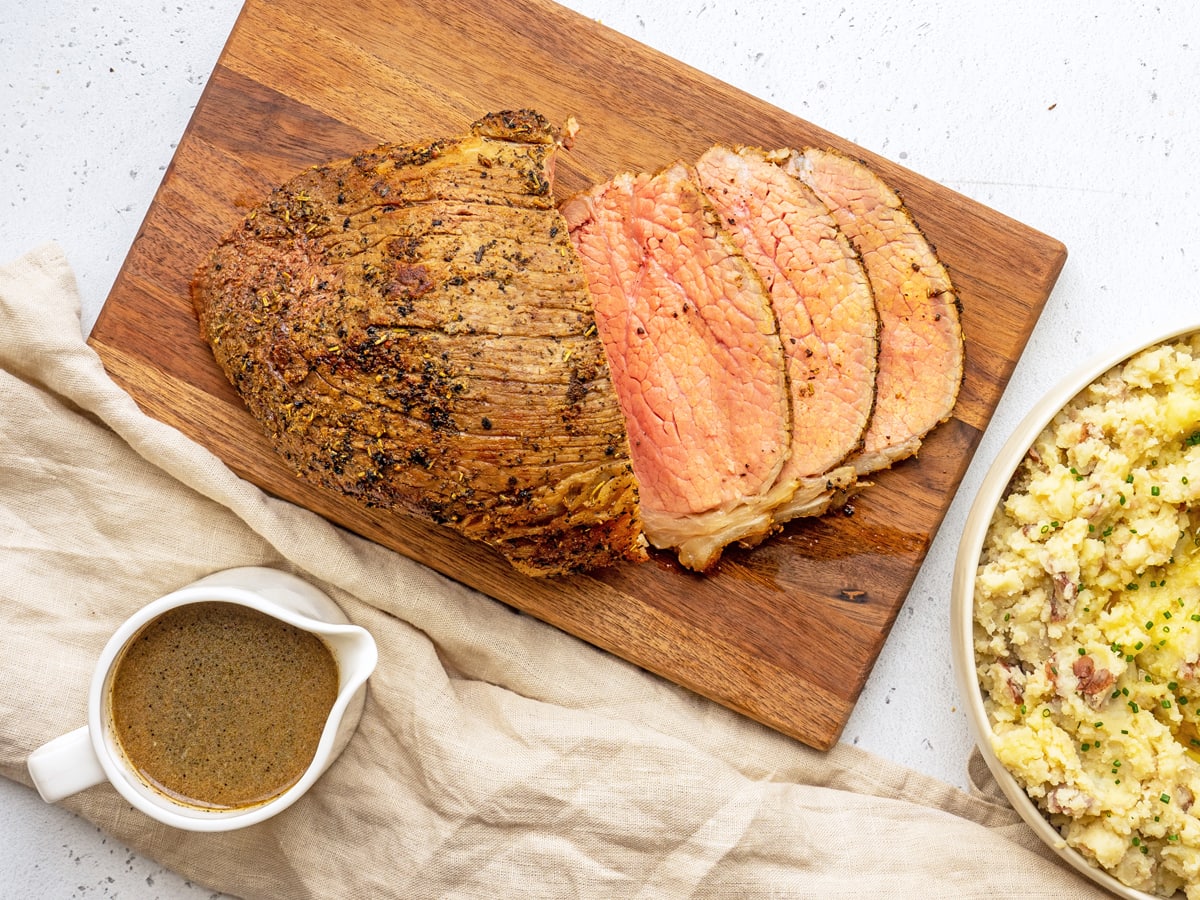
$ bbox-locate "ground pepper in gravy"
[109,601,339,810]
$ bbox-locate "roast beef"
[192,111,647,577]
[194,111,965,577]
[561,162,792,571]
[783,147,964,475]
[694,145,877,526]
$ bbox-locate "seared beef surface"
[192,111,646,577]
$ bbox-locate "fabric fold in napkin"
[0,243,1106,898]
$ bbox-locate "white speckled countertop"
[3,1,1198,896]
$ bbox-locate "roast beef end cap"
[472,110,556,145]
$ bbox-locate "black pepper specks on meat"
[191,110,646,577]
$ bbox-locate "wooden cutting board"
[87,0,1066,750]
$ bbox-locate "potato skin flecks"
[975,332,1200,896]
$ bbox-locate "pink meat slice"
[695,145,876,524]
[784,147,963,475]
[562,162,791,570]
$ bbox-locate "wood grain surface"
[87,0,1067,750]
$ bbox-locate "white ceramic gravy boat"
[27,566,377,831]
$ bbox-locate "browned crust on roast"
[192,111,646,576]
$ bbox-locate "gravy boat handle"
[27,725,106,803]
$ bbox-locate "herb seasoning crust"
[192,110,646,576]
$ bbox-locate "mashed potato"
[976,333,1200,897]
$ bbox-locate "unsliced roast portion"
[562,162,792,571]
[694,145,877,527]
[192,111,647,577]
[784,147,964,475]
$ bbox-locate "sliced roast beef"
[192,111,647,577]
[694,145,877,525]
[562,162,792,571]
[783,147,963,475]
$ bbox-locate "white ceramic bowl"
[951,323,1200,899]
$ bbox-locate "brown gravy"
[109,601,339,810]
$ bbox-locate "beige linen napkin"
[0,243,1107,898]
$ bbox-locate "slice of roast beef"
[694,145,877,525]
[562,162,792,571]
[783,147,964,475]
[192,111,647,577]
